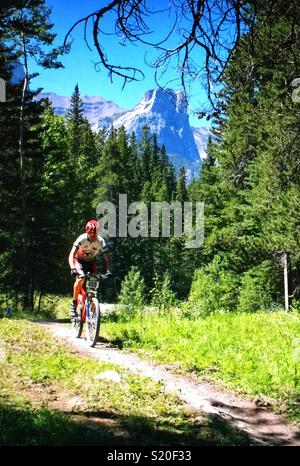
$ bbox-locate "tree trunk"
[19,32,29,310]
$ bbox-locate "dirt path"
[37,320,300,446]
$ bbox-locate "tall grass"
[0,319,252,445]
[102,310,300,407]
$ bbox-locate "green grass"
[0,319,251,446]
[101,310,300,418]
[52,297,300,417]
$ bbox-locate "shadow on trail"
[53,318,70,324]
[97,335,124,349]
[0,402,253,446]
[34,318,70,324]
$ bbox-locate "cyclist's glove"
[70,268,78,277]
[102,271,113,280]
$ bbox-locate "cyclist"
[68,219,112,320]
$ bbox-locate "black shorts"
[74,258,96,275]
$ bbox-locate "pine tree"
[186,5,300,310]
[176,167,188,203]
[66,83,85,158]
[0,1,69,309]
[140,125,152,184]
[37,104,71,296]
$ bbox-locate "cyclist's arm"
[68,245,78,270]
[103,250,112,273]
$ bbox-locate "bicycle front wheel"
[86,297,100,347]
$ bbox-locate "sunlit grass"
[0,319,251,445]
[102,310,300,417]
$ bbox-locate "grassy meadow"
[0,317,251,446]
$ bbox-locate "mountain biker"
[68,219,112,319]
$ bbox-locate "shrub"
[150,273,178,312]
[117,267,146,320]
[183,255,240,318]
[238,260,283,312]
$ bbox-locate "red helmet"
[85,219,98,237]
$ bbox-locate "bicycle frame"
[78,287,87,322]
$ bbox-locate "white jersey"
[73,233,108,262]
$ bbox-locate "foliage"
[150,273,178,312]
[185,4,300,312]
[184,256,240,318]
[0,1,69,309]
[117,267,146,319]
[2,0,300,316]
[238,261,284,312]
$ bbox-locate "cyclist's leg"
[70,259,85,318]
[73,259,89,299]
[71,260,95,306]
[73,277,85,302]
[71,261,96,310]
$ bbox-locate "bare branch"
[63,12,96,47]
[84,16,93,52]
[92,6,144,85]
[66,0,295,115]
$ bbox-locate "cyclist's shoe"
[70,300,78,320]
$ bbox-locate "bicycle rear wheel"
[71,296,84,338]
[86,297,100,347]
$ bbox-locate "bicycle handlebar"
[77,272,113,280]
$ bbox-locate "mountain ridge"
[37,89,210,178]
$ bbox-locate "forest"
[1,0,300,316]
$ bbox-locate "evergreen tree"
[0,0,68,309]
[66,83,85,158]
[140,125,152,184]
[38,104,71,295]
[176,167,188,203]
[186,5,300,310]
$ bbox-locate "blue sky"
[29,0,210,127]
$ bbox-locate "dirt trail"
[37,320,300,446]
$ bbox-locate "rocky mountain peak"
[112,88,203,176]
[36,88,210,179]
[141,88,187,114]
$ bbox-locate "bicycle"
[71,273,108,347]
